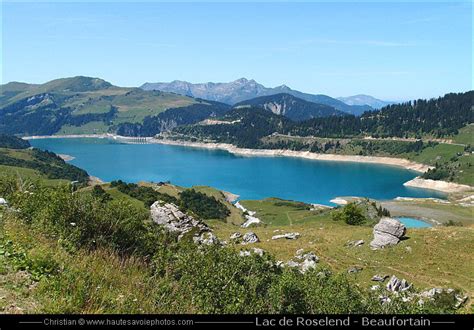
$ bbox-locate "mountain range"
[234,93,346,121]
[0,76,397,138]
[140,78,376,115]
[337,94,393,109]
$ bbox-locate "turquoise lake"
[396,217,433,228]
[29,138,445,205]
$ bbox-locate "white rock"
[241,215,262,228]
[239,250,251,257]
[230,232,242,240]
[286,260,300,268]
[370,217,406,249]
[386,275,411,292]
[371,274,389,282]
[272,232,300,240]
[241,232,260,244]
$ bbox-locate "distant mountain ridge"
[140,78,373,115]
[337,94,393,109]
[234,93,346,121]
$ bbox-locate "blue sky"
[1,1,472,100]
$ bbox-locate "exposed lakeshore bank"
[23,134,473,194]
[153,138,433,172]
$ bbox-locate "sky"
[1,1,472,100]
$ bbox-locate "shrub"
[332,203,366,225]
[110,180,177,206]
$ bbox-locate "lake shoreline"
[24,134,472,194]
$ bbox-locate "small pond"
[396,217,433,228]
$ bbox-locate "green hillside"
[0,76,226,136]
[1,173,471,314]
[0,135,88,183]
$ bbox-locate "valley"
[0,78,472,316]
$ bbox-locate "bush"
[91,185,112,203]
[110,180,178,206]
[444,220,463,227]
[332,203,366,225]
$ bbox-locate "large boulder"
[150,201,217,244]
[370,217,406,249]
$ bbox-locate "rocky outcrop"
[370,217,406,249]
[193,232,219,246]
[241,232,260,244]
[386,275,412,293]
[150,201,219,245]
[278,250,319,273]
[417,288,468,308]
[272,232,300,240]
[375,275,469,309]
[239,248,264,257]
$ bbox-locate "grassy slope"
[0,218,165,313]
[409,144,473,186]
[0,165,69,186]
[209,199,474,297]
[452,124,474,145]
[83,184,472,294]
[0,147,87,183]
[62,89,198,127]
[0,174,472,313]
[1,77,200,135]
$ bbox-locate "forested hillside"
[172,91,474,146]
[175,107,292,147]
[0,135,88,182]
[294,92,473,138]
[116,101,231,137]
[0,134,31,149]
